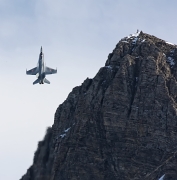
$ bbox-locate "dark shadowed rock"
[20,31,177,180]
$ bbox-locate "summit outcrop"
[21,31,177,180]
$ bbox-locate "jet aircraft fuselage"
[26,47,57,85]
[38,51,45,83]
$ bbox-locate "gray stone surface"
[20,32,177,180]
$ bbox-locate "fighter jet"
[26,47,57,85]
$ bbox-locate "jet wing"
[26,67,37,75]
[45,66,57,75]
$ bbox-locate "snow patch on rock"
[166,41,175,46]
[59,127,71,138]
[127,31,140,39]
[159,174,165,180]
[167,56,175,66]
[60,134,66,138]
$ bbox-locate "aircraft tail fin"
[33,79,40,85]
[43,78,50,84]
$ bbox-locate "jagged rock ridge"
[21,31,177,180]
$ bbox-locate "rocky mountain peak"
[21,31,177,180]
[106,31,176,67]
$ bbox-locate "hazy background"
[0,0,177,179]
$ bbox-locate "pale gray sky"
[1,0,177,179]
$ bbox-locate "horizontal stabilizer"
[33,79,40,85]
[43,78,50,84]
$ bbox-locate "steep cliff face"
[21,31,177,180]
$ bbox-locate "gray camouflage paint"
[26,47,57,85]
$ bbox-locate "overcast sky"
[1,0,177,179]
